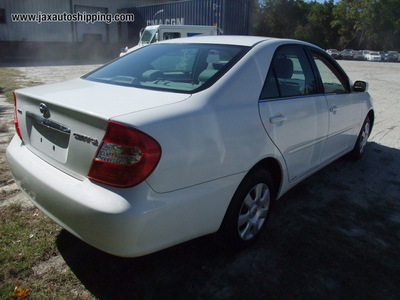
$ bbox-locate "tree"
[252,0,400,51]
[377,0,400,50]
[254,0,338,48]
[332,0,400,50]
[254,0,308,38]
[294,0,338,49]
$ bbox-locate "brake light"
[88,121,161,188]
[13,92,23,140]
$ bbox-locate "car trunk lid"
[15,78,190,180]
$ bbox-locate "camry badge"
[39,103,50,118]
[73,133,99,146]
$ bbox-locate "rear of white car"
[8,130,244,256]
[7,38,267,256]
[7,36,374,257]
[7,82,247,256]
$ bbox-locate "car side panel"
[323,93,363,162]
[115,45,286,193]
[259,95,329,182]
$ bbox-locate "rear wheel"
[349,116,371,160]
[216,168,275,249]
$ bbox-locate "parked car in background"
[365,51,382,61]
[326,49,341,59]
[7,36,374,257]
[340,49,354,60]
[389,51,400,62]
[382,51,399,62]
[352,51,365,61]
[362,50,371,60]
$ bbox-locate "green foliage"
[0,68,24,103]
[252,0,400,50]
[0,204,93,299]
[0,67,43,102]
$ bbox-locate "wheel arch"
[215,157,282,248]
[248,157,283,199]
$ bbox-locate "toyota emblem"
[39,103,50,118]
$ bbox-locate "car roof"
[159,35,294,47]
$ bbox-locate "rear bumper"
[6,135,240,257]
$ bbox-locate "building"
[0,0,250,62]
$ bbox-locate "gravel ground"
[1,60,400,299]
[14,64,102,85]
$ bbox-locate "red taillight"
[13,92,23,140]
[88,121,161,188]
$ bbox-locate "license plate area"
[27,113,71,163]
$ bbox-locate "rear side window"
[260,45,318,99]
[84,43,249,93]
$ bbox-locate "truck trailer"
[120,24,219,56]
[118,0,250,47]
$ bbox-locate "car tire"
[215,168,275,250]
[349,116,371,160]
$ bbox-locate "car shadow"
[57,142,400,300]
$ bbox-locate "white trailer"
[120,25,218,56]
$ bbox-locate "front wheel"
[349,116,371,160]
[215,169,275,250]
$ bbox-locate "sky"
[312,0,339,3]
[306,0,339,2]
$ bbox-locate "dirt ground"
[1,60,400,299]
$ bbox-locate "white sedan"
[7,36,374,257]
[366,51,382,61]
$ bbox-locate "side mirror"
[353,80,368,92]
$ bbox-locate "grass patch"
[0,68,93,298]
[0,135,14,186]
[0,68,24,102]
[0,122,9,133]
[0,147,13,186]
[0,203,93,299]
[0,67,42,102]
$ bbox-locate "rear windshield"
[83,43,249,93]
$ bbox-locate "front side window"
[312,53,349,94]
[84,43,249,93]
[260,45,317,99]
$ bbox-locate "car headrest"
[274,57,294,79]
[206,50,220,64]
[198,69,218,83]
[142,70,163,81]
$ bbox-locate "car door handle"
[269,116,287,124]
[329,106,339,113]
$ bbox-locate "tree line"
[251,0,400,51]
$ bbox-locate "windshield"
[83,43,249,93]
[140,28,157,45]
